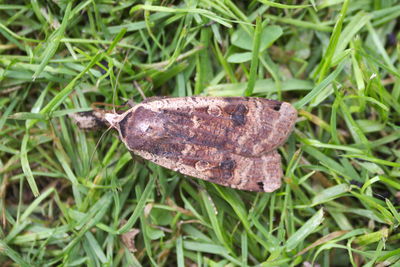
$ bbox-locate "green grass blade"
[38,51,104,118]
[258,0,310,9]
[294,59,346,109]
[32,2,72,80]
[316,0,349,82]
[286,209,324,251]
[244,16,262,96]
[20,132,39,197]
[0,240,30,267]
[118,175,155,234]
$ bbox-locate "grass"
[1,0,400,266]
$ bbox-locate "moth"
[100,97,297,192]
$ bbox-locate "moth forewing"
[104,97,297,192]
[129,147,282,192]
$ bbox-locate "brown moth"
[103,97,297,192]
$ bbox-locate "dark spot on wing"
[232,114,245,126]
[209,159,236,180]
[257,182,264,191]
[220,159,235,170]
[273,102,282,111]
[231,104,248,126]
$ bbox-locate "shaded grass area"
[1,0,400,266]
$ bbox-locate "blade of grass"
[316,0,349,82]
[0,240,30,267]
[312,184,351,206]
[20,132,39,197]
[176,236,185,267]
[244,16,262,96]
[294,59,346,109]
[286,209,324,251]
[257,0,310,9]
[32,1,72,80]
[35,51,104,128]
[118,175,155,234]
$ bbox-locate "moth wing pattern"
[106,97,297,192]
[134,148,282,192]
[115,97,297,156]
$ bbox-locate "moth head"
[104,107,166,145]
[105,113,121,129]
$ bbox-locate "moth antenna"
[89,125,113,169]
[88,51,130,173]
[134,80,146,100]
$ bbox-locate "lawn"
[1,0,400,266]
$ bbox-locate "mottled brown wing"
[114,97,297,157]
[132,147,282,192]
[103,97,296,192]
